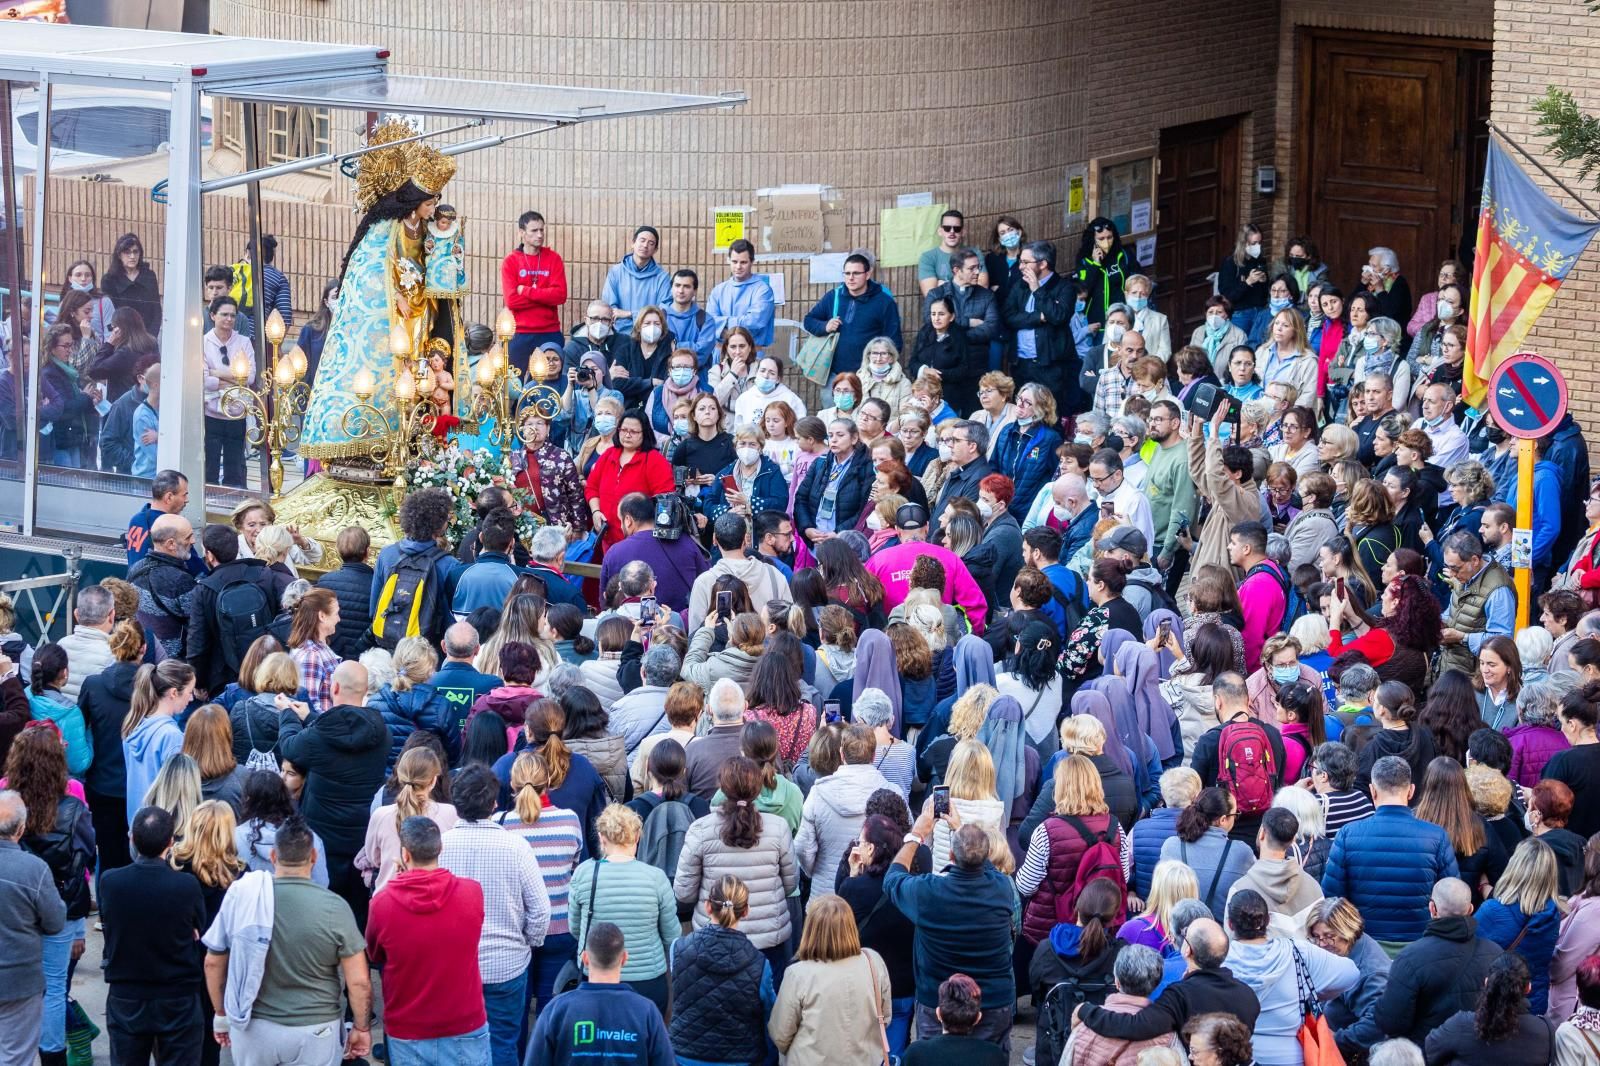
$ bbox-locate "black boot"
[40,1050,68,1066]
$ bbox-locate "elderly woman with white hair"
[526,523,587,612]
[1517,627,1555,687]
[854,687,916,799]
[1508,678,1572,788]
[1272,782,1333,882]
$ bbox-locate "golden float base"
[266,472,403,577]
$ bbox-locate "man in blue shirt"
[801,252,901,376]
[527,922,673,1066]
[662,269,719,376]
[451,510,523,617]
[707,239,774,352]
[601,226,673,336]
[126,469,205,576]
[1020,526,1085,641]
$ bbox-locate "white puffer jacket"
[673,810,797,948]
[794,763,893,897]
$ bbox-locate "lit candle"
[476,357,496,386]
[352,367,376,399]
[231,357,249,384]
[274,360,293,386]
[287,348,308,380]
[389,322,412,357]
[395,368,416,402]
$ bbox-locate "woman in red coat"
[583,409,674,551]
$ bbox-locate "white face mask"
[1106,324,1126,345]
[736,446,760,466]
[1052,504,1072,520]
[867,513,886,531]
[672,417,690,435]
[938,443,955,463]
[641,324,663,343]
[1246,242,1262,258]
[588,321,611,341]
[977,500,995,519]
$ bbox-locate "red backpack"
[1052,815,1128,926]
[1217,716,1277,815]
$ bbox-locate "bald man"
[126,512,199,659]
[276,659,390,926]
[1375,878,1504,1044]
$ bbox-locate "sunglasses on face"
[941,225,963,233]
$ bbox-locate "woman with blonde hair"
[357,746,456,891]
[368,635,451,765]
[1118,858,1200,953]
[769,894,893,1066]
[1318,422,1359,467]
[861,336,914,428]
[1303,896,1391,1052]
[182,703,248,813]
[496,750,583,1008]
[1476,837,1563,1013]
[1256,307,1318,405]
[287,587,341,715]
[169,798,245,923]
[144,752,204,842]
[121,660,195,821]
[1018,754,1123,951]
[917,682,997,790]
[229,649,298,769]
[232,498,322,573]
[1344,479,1400,589]
[249,525,299,600]
[929,739,1007,875]
[567,804,680,1012]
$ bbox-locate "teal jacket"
[29,688,93,777]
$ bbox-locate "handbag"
[861,951,897,1066]
[552,860,602,996]
[1292,944,1347,1066]
[795,290,841,386]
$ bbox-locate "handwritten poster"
[878,203,949,268]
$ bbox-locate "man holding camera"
[1185,402,1261,577]
[598,492,709,615]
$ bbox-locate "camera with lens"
[575,366,596,386]
[1186,382,1241,427]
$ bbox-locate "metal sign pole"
[1514,437,1534,630]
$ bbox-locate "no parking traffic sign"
[1487,352,1568,440]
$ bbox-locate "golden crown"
[355,119,456,212]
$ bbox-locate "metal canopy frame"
[0,23,745,539]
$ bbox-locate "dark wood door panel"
[1157,116,1240,340]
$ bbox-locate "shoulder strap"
[1204,839,1235,908]
[1507,913,1534,953]
[1061,814,1103,848]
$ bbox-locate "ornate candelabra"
[220,310,310,497]
[339,324,437,508]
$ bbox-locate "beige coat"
[1188,430,1260,578]
[768,950,892,1066]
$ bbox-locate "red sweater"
[365,868,486,1040]
[1329,626,1395,666]
[584,447,675,550]
[500,247,568,334]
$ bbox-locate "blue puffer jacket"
[701,455,789,525]
[371,682,459,768]
[1475,897,1561,1013]
[1321,805,1459,943]
[1128,806,1182,899]
[992,421,1064,521]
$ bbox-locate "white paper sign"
[760,272,786,306]
[1130,199,1152,234]
[896,191,934,208]
[808,253,848,285]
[1135,236,1157,267]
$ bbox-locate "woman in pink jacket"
[1548,837,1600,1021]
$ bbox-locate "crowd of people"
[4,209,1600,1066]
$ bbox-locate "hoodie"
[1028,921,1122,1005]
[663,302,718,370]
[1120,564,1168,620]
[686,555,791,632]
[276,703,392,862]
[707,273,776,348]
[1228,856,1323,925]
[794,762,893,896]
[1226,937,1359,1066]
[122,713,184,817]
[365,866,487,1040]
[601,254,673,335]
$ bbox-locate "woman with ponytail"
[1027,876,1125,1023]
[626,738,709,825]
[668,874,775,1066]
[1426,952,1557,1062]
[120,659,194,824]
[1354,680,1439,794]
[519,698,607,859]
[26,643,92,776]
[712,720,805,836]
[496,751,582,1012]
[673,755,798,981]
[359,746,456,890]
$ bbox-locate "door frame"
[1294,27,1493,270]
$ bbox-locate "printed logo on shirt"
[574,1020,639,1044]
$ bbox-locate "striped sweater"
[498,805,583,936]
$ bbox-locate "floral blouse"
[516,443,589,535]
[1060,603,1110,680]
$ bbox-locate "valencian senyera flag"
[1466,138,1600,409]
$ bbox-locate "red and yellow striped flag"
[1465,139,1599,409]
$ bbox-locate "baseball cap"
[1094,524,1148,557]
[895,503,930,530]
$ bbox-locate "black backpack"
[1126,575,1178,617]
[23,799,91,920]
[215,575,273,673]
[1035,964,1118,1066]
[1244,560,1292,633]
[371,544,450,650]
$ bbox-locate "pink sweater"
[865,541,988,634]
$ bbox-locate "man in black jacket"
[1004,240,1082,414]
[126,513,198,660]
[185,523,282,698]
[1073,917,1260,1045]
[794,421,874,550]
[455,486,532,566]
[100,806,208,1066]
[930,419,994,531]
[1374,877,1503,1043]
[315,526,376,659]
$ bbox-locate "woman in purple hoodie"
[1508,679,1572,788]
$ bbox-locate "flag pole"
[1487,121,1600,222]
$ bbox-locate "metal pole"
[20,75,51,538]
[0,81,25,450]
[1488,122,1600,221]
[1515,436,1534,629]
[242,102,269,491]
[199,118,484,194]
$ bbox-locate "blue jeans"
[388,1024,491,1066]
[41,917,84,1052]
[887,996,915,1058]
[481,968,531,1066]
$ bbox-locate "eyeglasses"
[586,315,614,324]
[843,269,867,278]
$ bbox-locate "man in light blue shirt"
[600,225,673,335]
[130,363,160,479]
[707,239,775,350]
[662,269,719,374]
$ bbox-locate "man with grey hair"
[607,644,680,756]
[1370,1039,1424,1066]
[930,418,994,530]
[1438,529,1513,677]
[1059,944,1177,1064]
[854,688,915,799]
[887,804,1017,1051]
[1375,877,1501,1044]
[58,582,116,701]
[0,790,66,1063]
[1322,756,1459,945]
[1362,245,1413,324]
[429,622,501,749]
[1109,414,1149,491]
[523,522,587,613]
[683,678,746,800]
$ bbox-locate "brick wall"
[1492,0,1600,444]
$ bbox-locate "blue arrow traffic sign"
[1487,352,1568,440]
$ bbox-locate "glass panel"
[0,76,40,531]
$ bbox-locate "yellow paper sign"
[714,210,746,250]
[878,204,949,268]
[1068,175,1086,216]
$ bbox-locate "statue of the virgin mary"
[299,121,456,461]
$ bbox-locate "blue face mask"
[1074,299,1087,315]
[1270,665,1299,684]
[1127,295,1149,312]
[592,415,617,436]
[1207,315,1228,335]
[1362,334,1380,353]
[1269,297,1292,313]
[1001,231,1021,250]
[756,377,778,394]
[672,417,690,435]
[669,367,695,387]
[832,392,856,411]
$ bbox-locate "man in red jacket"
[501,210,569,376]
[366,817,488,1066]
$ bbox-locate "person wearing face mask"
[733,354,808,432]
[1407,259,1466,338]
[1191,295,1250,375]
[703,426,790,528]
[646,348,702,438]
[629,305,677,383]
[513,413,589,538]
[910,296,978,415]
[1411,382,1470,472]
[1217,225,1270,343]
[1083,305,1132,399]
[57,257,117,343]
[991,384,1064,522]
[1361,246,1414,327]
[819,371,865,426]
[1264,274,1304,332]
[564,300,651,410]
[985,215,1029,322]
[1272,237,1328,308]
[662,268,718,380]
[802,252,902,375]
[1122,274,1171,362]
[562,348,625,459]
[601,225,673,336]
[1073,217,1132,328]
[1005,240,1081,417]
[1405,283,1464,388]
[860,338,913,427]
